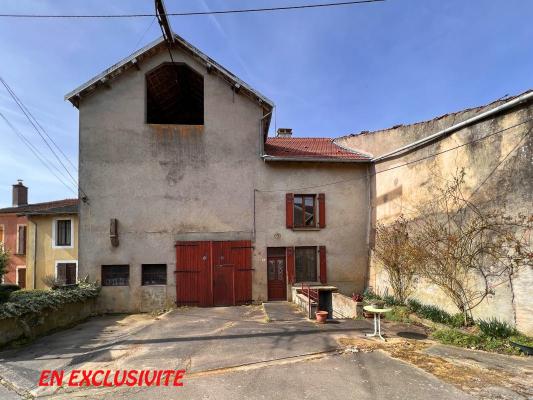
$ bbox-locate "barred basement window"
[142,264,167,286]
[146,63,204,125]
[101,265,129,286]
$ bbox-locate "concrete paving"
[0,303,509,399]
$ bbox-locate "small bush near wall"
[0,283,100,319]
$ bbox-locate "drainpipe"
[31,219,37,289]
[373,91,533,162]
[259,110,273,157]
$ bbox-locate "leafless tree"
[412,169,532,325]
[374,215,420,304]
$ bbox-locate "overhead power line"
[0,111,78,196]
[0,0,386,19]
[0,77,89,201]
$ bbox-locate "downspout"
[31,219,37,289]
[259,110,273,157]
[373,91,533,162]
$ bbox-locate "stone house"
[0,181,79,289]
[65,32,532,334]
[65,35,372,312]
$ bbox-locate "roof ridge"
[337,88,533,140]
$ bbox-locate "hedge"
[0,283,101,319]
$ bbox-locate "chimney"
[276,128,293,138]
[12,180,28,207]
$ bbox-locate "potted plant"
[316,310,328,323]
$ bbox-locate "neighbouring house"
[0,181,29,287]
[0,181,79,289]
[337,91,533,334]
[65,35,372,312]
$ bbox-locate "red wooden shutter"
[286,193,294,228]
[318,193,326,228]
[286,247,295,284]
[319,246,327,284]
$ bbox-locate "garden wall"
[0,298,97,346]
[337,94,533,335]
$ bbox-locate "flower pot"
[316,311,328,323]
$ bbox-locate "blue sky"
[0,0,532,207]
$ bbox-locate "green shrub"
[363,288,382,302]
[0,284,21,303]
[0,282,100,319]
[383,295,402,306]
[385,306,410,322]
[407,299,468,327]
[407,298,422,313]
[477,318,517,339]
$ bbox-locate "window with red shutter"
[286,247,295,284]
[318,193,326,228]
[286,193,294,228]
[319,246,327,284]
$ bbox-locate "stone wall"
[0,299,97,347]
[337,94,533,334]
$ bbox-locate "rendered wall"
[337,97,533,334]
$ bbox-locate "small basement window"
[146,63,204,125]
[102,265,129,286]
[142,264,167,285]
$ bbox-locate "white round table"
[363,305,392,341]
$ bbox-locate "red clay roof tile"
[264,138,371,161]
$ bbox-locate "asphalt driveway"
[0,303,473,399]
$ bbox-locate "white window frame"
[52,218,74,249]
[54,260,78,285]
[16,265,26,286]
[16,224,27,255]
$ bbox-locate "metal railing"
[297,283,319,319]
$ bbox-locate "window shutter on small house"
[286,193,294,228]
[319,246,327,284]
[318,193,326,228]
[286,247,295,284]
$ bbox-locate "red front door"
[267,248,287,301]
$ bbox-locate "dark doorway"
[267,247,287,301]
[17,268,26,289]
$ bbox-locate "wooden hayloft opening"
[146,62,204,125]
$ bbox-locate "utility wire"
[0,78,89,200]
[0,111,78,196]
[0,1,386,18]
[256,117,533,193]
[0,78,77,172]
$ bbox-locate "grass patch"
[432,328,525,355]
